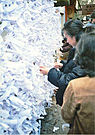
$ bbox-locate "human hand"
[54,62,63,69]
[39,66,49,75]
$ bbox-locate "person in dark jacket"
[40,19,86,106]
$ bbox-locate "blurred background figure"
[91,10,95,24]
[59,37,72,60]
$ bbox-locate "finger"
[39,66,44,68]
[39,68,43,71]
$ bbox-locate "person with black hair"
[61,32,95,134]
[83,10,95,31]
[60,37,72,54]
[91,10,95,24]
[40,19,87,106]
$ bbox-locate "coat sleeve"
[48,68,63,87]
[61,82,77,124]
[48,66,84,89]
[48,66,86,106]
[60,59,76,73]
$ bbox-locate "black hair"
[75,32,95,77]
[83,23,95,33]
[62,19,84,42]
[91,10,95,19]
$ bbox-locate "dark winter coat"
[60,48,76,73]
[48,48,86,106]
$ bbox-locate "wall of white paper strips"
[0,0,62,134]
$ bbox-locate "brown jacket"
[61,77,95,134]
